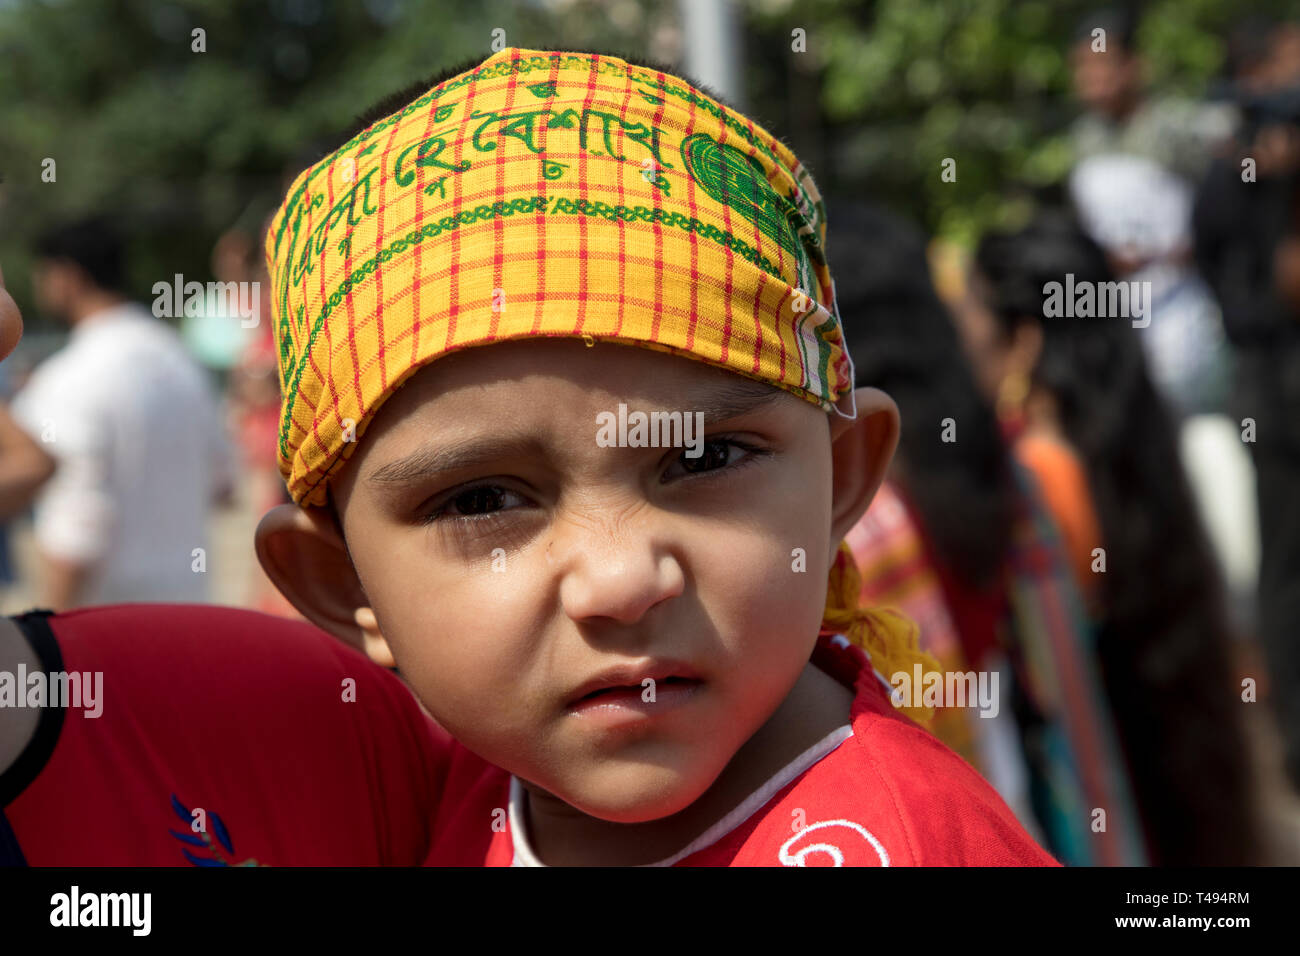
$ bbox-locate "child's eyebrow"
[690,379,786,425]
[365,380,783,486]
[366,435,550,486]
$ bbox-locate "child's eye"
[422,484,529,523]
[662,438,759,481]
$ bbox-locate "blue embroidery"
[168,794,262,867]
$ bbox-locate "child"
[254,48,1060,866]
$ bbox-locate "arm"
[0,617,42,778]
[0,404,56,519]
[35,554,94,612]
[10,373,113,610]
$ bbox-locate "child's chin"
[562,765,715,824]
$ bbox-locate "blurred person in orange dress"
[954,212,1261,864]
[833,202,1145,866]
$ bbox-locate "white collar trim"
[508,723,854,867]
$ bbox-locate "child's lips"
[565,677,704,720]
[564,661,705,718]
[566,660,702,703]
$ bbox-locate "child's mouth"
[565,667,704,721]
[574,675,699,703]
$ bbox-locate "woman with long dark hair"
[833,203,1146,866]
[959,213,1260,865]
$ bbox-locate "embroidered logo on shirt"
[168,794,262,867]
[778,819,890,867]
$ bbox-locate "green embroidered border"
[547,196,779,275]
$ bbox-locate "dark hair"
[973,213,1259,864]
[34,215,127,293]
[830,201,1016,587]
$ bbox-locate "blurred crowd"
[0,7,1297,865]
[837,10,1300,865]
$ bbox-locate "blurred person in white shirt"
[12,217,233,609]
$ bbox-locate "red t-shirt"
[423,634,1061,866]
[2,605,444,866]
[3,606,1058,867]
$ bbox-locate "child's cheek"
[372,552,550,744]
[721,460,832,617]
[690,520,828,654]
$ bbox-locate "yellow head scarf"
[265,48,940,717]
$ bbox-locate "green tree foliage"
[1,0,1294,321]
[743,0,1299,245]
[0,0,670,323]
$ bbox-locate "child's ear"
[254,504,396,667]
[826,387,900,554]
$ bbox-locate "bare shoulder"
[0,616,42,778]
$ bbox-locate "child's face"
[331,338,845,823]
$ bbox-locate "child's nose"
[554,523,686,626]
